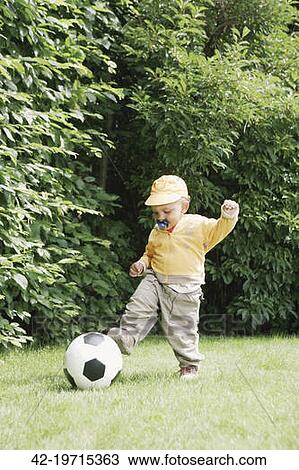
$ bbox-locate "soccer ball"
[63,332,123,390]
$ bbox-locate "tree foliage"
[0,0,134,347]
[112,0,299,333]
[0,0,298,348]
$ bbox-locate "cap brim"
[145,193,183,206]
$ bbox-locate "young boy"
[108,175,239,380]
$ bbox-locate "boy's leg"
[159,285,204,368]
[108,272,160,354]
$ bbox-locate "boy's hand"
[129,261,145,277]
[221,200,239,219]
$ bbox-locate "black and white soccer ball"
[63,332,123,390]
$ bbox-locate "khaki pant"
[108,271,204,367]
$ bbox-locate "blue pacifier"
[157,219,169,230]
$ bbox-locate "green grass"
[0,336,298,449]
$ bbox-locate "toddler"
[108,175,239,380]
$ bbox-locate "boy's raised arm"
[203,200,239,253]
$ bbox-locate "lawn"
[0,336,298,450]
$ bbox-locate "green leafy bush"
[112,0,298,333]
[1,0,298,347]
[0,0,134,347]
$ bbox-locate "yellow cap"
[145,175,189,206]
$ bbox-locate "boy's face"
[151,199,189,229]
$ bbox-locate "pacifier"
[157,219,169,230]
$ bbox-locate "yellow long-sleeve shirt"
[139,212,238,284]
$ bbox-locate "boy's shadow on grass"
[4,369,175,392]
[47,369,178,392]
